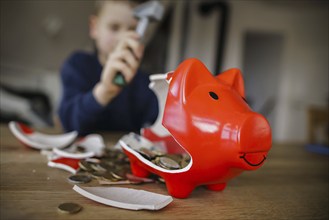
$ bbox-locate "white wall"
[222,0,328,142]
[0,1,94,111]
[166,0,221,73]
[0,0,94,70]
[184,0,220,73]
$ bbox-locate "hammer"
[113,0,165,86]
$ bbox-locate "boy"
[58,0,158,135]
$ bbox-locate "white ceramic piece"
[143,73,172,137]
[53,134,105,159]
[73,185,173,210]
[8,121,77,150]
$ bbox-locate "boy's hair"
[93,0,147,15]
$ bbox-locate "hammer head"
[134,0,164,21]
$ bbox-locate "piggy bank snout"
[239,113,272,153]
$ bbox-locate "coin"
[180,159,189,168]
[165,154,183,163]
[90,171,105,179]
[137,148,156,160]
[67,174,92,184]
[91,163,107,173]
[101,172,118,181]
[78,160,94,172]
[85,158,101,163]
[180,154,191,168]
[157,156,180,170]
[110,170,125,180]
[152,149,165,157]
[57,202,82,214]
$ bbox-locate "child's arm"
[93,32,144,106]
[58,33,144,134]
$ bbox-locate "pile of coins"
[64,148,139,214]
[62,133,191,214]
[122,133,191,170]
[136,147,191,170]
[67,133,191,186]
[67,148,136,185]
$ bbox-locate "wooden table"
[1,124,328,220]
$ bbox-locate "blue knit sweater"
[58,51,158,135]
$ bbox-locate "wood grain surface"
[0,124,328,220]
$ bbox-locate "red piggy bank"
[121,58,272,198]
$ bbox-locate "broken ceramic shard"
[48,157,80,174]
[8,121,77,150]
[53,134,105,159]
[141,74,185,154]
[73,185,173,210]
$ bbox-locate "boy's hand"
[93,31,144,106]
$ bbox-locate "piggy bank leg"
[165,180,195,199]
[206,183,227,191]
[130,161,150,178]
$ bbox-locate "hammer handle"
[113,72,126,86]
[113,47,140,87]
[113,18,149,87]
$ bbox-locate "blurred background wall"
[1,0,328,143]
[1,0,94,111]
[221,0,328,143]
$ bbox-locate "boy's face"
[90,1,138,59]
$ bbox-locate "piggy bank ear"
[216,68,245,98]
[169,58,216,104]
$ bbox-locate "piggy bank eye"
[209,91,219,100]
